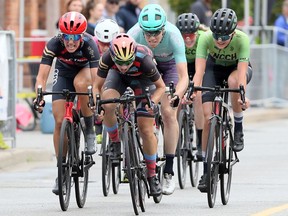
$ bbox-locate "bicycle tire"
[188,106,199,187]
[58,119,73,211]
[101,128,111,196]
[177,110,189,189]
[74,118,89,208]
[112,162,121,194]
[153,162,164,203]
[220,120,233,205]
[17,98,37,131]
[206,117,220,208]
[153,116,164,203]
[123,122,139,215]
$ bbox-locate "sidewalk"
[1,107,288,169]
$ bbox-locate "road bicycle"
[95,88,152,215]
[35,86,95,211]
[187,81,245,208]
[16,91,39,131]
[169,82,199,189]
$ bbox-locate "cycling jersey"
[41,33,100,69]
[92,37,103,56]
[196,29,250,66]
[127,22,187,64]
[185,30,205,63]
[97,44,160,82]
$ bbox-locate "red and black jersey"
[40,32,100,68]
[97,44,160,82]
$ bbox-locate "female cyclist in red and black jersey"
[34,11,100,195]
[92,33,166,196]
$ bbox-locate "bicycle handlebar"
[187,81,246,104]
[95,87,152,115]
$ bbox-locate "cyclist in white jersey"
[128,4,189,195]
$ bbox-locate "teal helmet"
[138,4,167,31]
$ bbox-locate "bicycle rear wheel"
[58,119,73,211]
[177,110,189,189]
[101,128,112,196]
[220,125,233,205]
[123,122,140,215]
[74,118,89,208]
[206,117,220,208]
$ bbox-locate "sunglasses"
[212,33,232,41]
[62,34,82,41]
[144,30,162,37]
[108,0,119,4]
[113,57,135,66]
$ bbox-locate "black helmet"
[176,13,200,34]
[210,8,237,35]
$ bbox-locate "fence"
[0,31,17,148]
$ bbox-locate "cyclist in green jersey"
[191,8,252,192]
[176,13,205,160]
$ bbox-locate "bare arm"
[175,62,189,98]
[34,64,51,92]
[193,58,207,87]
[91,67,105,101]
[151,77,166,105]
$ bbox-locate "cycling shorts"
[52,60,89,101]
[102,69,156,118]
[157,59,179,86]
[202,56,253,103]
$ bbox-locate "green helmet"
[138,4,166,32]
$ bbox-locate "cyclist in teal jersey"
[176,13,205,160]
[191,8,252,193]
[128,4,189,195]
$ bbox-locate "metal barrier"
[248,44,288,107]
[0,31,17,148]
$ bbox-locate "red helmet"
[110,33,136,62]
[58,12,87,34]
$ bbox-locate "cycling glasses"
[212,33,232,41]
[113,57,135,66]
[144,29,162,38]
[62,34,82,41]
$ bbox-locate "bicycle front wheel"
[58,119,73,211]
[101,128,112,196]
[206,117,220,208]
[220,125,233,205]
[177,110,189,189]
[74,118,89,208]
[123,122,140,215]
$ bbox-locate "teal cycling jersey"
[196,29,250,66]
[128,21,187,63]
[185,30,205,63]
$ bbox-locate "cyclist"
[91,33,166,196]
[176,13,205,160]
[191,8,252,192]
[93,18,120,144]
[34,12,100,195]
[128,4,189,195]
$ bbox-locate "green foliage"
[167,0,283,25]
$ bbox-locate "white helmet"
[94,19,120,43]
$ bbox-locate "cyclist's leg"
[102,70,126,159]
[157,61,179,195]
[227,63,252,152]
[74,66,96,155]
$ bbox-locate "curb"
[0,148,54,170]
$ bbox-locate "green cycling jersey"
[196,29,250,66]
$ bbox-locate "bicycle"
[169,82,199,189]
[95,88,152,215]
[35,86,95,211]
[16,91,38,131]
[187,81,245,208]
